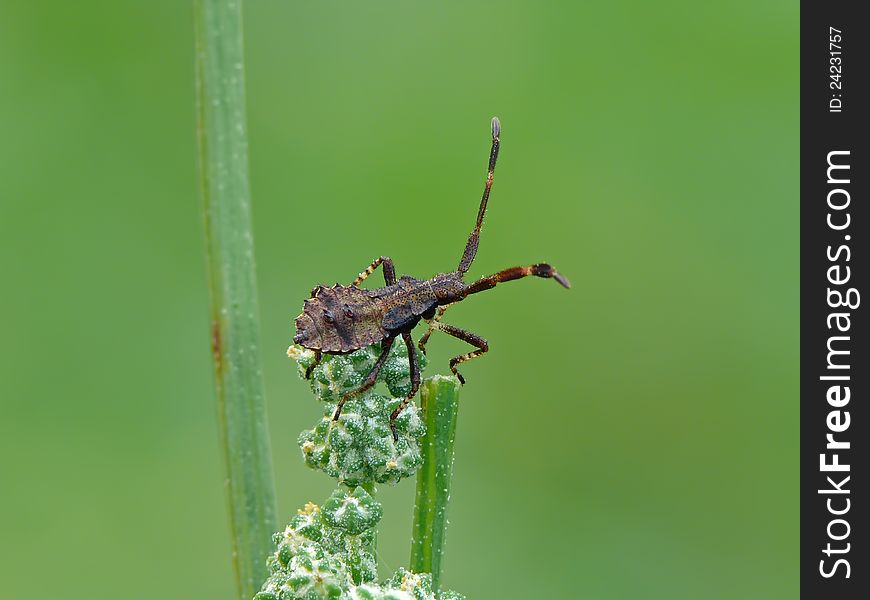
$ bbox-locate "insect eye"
[342,304,354,319]
[322,309,335,324]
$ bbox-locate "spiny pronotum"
[293,117,569,437]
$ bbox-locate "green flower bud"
[349,584,383,600]
[289,343,427,486]
[282,546,346,599]
[381,341,428,398]
[277,344,465,600]
[321,487,383,536]
[381,568,465,600]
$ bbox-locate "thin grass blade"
[194,1,277,598]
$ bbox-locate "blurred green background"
[0,1,797,598]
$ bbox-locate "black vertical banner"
[801,1,868,597]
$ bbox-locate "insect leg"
[389,332,421,440]
[417,305,451,354]
[304,349,322,379]
[426,322,488,385]
[458,117,501,275]
[460,263,571,298]
[352,256,397,286]
[332,336,395,420]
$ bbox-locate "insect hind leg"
[304,349,322,379]
[389,332,422,440]
[333,336,395,420]
[353,255,396,286]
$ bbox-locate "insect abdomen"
[293,285,386,353]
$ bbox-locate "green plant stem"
[360,481,378,561]
[195,2,277,599]
[410,375,462,593]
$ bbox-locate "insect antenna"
[460,263,571,299]
[457,116,501,275]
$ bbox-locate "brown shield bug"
[294,118,569,436]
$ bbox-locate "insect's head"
[431,272,467,305]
